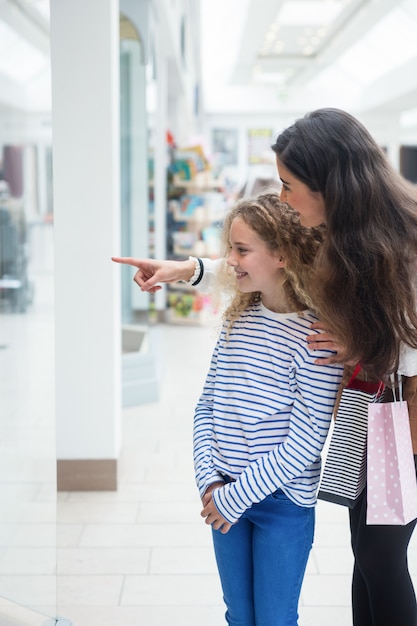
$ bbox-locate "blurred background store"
[1,1,417,624]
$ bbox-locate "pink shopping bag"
[367,377,417,525]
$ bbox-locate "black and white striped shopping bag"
[318,366,384,508]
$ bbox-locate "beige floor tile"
[0,597,54,626]
[408,546,417,579]
[298,605,352,626]
[57,501,139,524]
[57,575,123,606]
[65,481,196,503]
[57,524,84,548]
[0,502,55,524]
[7,524,58,548]
[304,552,319,575]
[136,499,201,524]
[315,500,351,524]
[0,575,56,611]
[150,546,217,574]
[300,573,352,606]
[313,521,352,547]
[57,604,225,626]
[142,466,196,483]
[57,547,150,575]
[120,451,178,473]
[0,548,55,575]
[0,484,42,502]
[115,465,147,482]
[79,522,211,548]
[312,546,355,575]
[121,573,223,606]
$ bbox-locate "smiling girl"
[193,192,342,626]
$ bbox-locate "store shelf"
[164,288,218,326]
[165,147,227,325]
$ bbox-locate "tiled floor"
[55,321,357,626]
[1,226,417,625]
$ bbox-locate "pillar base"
[57,459,117,491]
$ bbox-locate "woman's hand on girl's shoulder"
[306,321,354,365]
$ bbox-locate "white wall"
[202,109,410,189]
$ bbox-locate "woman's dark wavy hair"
[272,107,417,378]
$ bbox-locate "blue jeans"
[212,489,314,626]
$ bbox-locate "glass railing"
[0,207,57,622]
[0,0,57,619]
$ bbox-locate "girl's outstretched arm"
[111,256,195,292]
[112,256,224,294]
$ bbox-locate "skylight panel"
[336,6,417,85]
[401,106,417,128]
[277,0,347,26]
[0,20,48,83]
[200,0,250,85]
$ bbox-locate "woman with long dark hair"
[271,108,417,626]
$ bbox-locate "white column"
[153,36,168,311]
[50,0,121,489]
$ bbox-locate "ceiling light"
[252,69,287,85]
[273,41,285,53]
[277,0,347,26]
[269,23,280,33]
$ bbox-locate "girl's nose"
[227,252,237,266]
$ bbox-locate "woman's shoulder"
[399,343,417,376]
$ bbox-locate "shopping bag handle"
[348,364,362,385]
[390,373,403,403]
[347,364,385,397]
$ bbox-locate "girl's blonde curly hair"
[217,191,325,332]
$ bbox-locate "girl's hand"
[201,497,232,534]
[111,257,195,293]
[202,481,224,507]
[306,321,351,365]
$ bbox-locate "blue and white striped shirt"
[193,301,343,524]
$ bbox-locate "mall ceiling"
[230,0,397,87]
[200,0,417,116]
[1,0,417,119]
